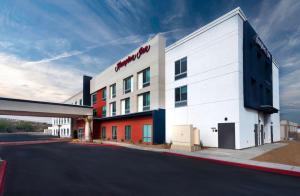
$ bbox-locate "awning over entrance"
[259,105,279,114]
[0,97,93,118]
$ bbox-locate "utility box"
[171,125,201,152]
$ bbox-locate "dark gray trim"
[83,75,92,106]
[94,110,153,121]
[0,97,93,109]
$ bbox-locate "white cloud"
[0,40,13,49]
[161,1,187,26]
[252,0,300,43]
[0,52,86,102]
[249,0,300,122]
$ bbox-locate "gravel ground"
[253,141,300,166]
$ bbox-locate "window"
[102,88,107,101]
[175,57,187,80]
[143,125,152,143]
[143,92,150,111]
[121,98,130,115]
[138,67,150,89]
[175,85,187,107]
[67,128,69,136]
[110,102,116,116]
[125,125,131,140]
[101,127,106,139]
[79,99,82,105]
[143,68,150,87]
[75,101,77,105]
[112,126,117,140]
[93,109,97,116]
[138,92,150,112]
[102,106,106,117]
[125,98,130,114]
[123,76,132,94]
[110,83,116,99]
[92,93,97,105]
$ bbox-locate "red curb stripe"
[163,152,300,177]
[0,160,7,196]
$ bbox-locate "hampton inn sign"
[115,45,151,72]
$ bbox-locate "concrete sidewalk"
[99,140,300,175]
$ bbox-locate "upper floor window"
[110,83,116,99]
[102,88,107,101]
[110,102,116,116]
[93,109,97,116]
[138,92,150,112]
[175,57,187,80]
[175,85,187,107]
[75,101,77,105]
[121,98,130,115]
[92,93,97,105]
[102,105,106,117]
[123,76,132,94]
[79,99,82,106]
[138,67,150,89]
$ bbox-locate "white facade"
[165,8,280,149]
[50,118,72,138]
[49,91,84,138]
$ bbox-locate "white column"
[85,116,93,142]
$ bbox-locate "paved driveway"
[0,137,299,196]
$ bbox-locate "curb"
[0,139,69,146]
[0,160,7,196]
[70,142,122,149]
[163,152,300,177]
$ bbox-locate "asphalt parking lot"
[0,132,58,142]
[0,134,300,196]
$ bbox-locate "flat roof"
[165,7,247,52]
[0,97,92,109]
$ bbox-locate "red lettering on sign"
[115,45,151,72]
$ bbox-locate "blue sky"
[0,0,299,123]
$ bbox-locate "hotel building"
[49,7,280,149]
[90,35,166,144]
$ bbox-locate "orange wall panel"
[95,115,153,144]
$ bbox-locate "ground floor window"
[143,124,152,143]
[112,126,117,140]
[125,125,131,140]
[101,127,106,139]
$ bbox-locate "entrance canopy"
[0,97,93,118]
